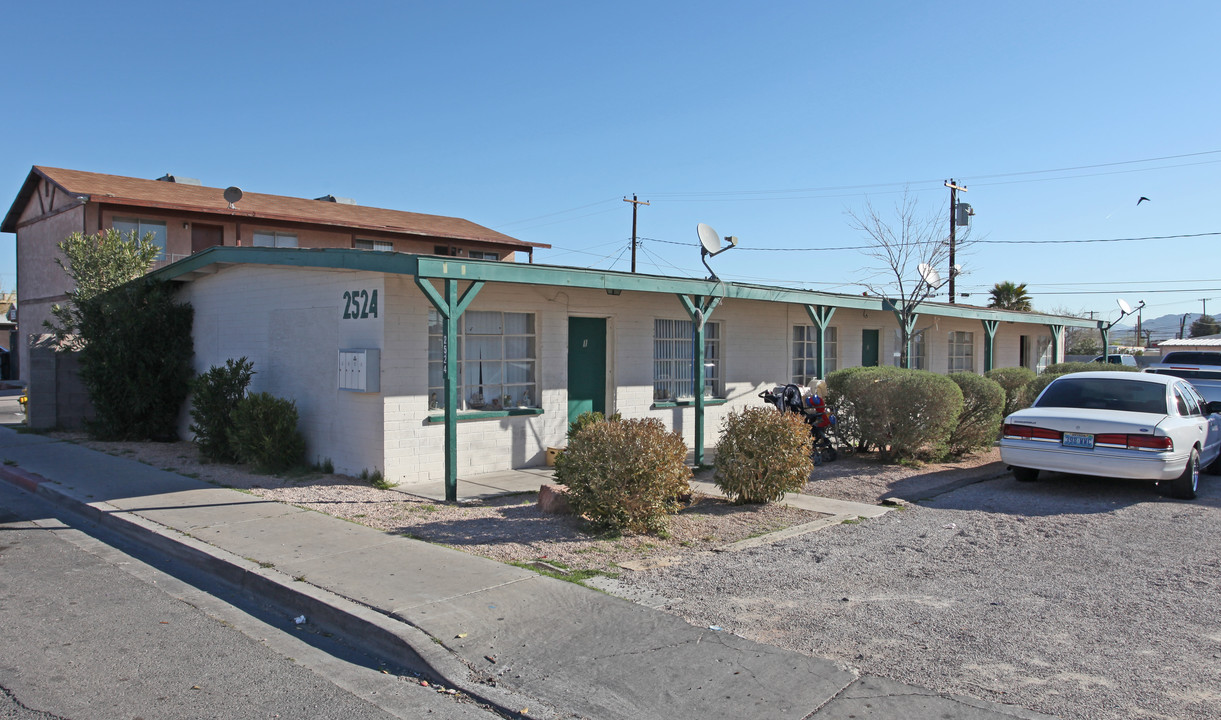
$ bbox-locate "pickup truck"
[1143,351,1221,403]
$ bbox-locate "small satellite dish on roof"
[1117,298,1132,315]
[697,223,722,256]
[696,222,739,281]
[918,263,943,289]
[223,186,243,209]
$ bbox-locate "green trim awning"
[150,246,1100,329]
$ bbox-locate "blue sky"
[2,1,1219,333]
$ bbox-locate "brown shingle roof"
[3,166,545,248]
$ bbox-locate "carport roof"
[151,245,1101,328]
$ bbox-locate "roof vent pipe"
[156,174,202,185]
[314,194,357,205]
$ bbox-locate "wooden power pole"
[945,179,967,304]
[623,194,650,273]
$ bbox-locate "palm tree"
[988,281,1033,311]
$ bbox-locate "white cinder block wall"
[180,265,386,477]
[178,264,1067,486]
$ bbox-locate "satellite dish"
[223,186,243,209]
[918,263,943,289]
[952,263,962,276]
[697,223,721,256]
[1117,298,1132,315]
[696,222,740,281]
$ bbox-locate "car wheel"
[1012,467,1039,482]
[1161,448,1199,500]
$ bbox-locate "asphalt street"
[0,481,502,720]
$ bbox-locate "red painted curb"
[0,465,49,494]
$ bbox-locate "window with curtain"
[654,319,723,401]
[1036,335,1053,373]
[792,325,837,385]
[428,310,537,410]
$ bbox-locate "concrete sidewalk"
[0,428,1054,720]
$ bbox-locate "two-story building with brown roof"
[0,166,547,379]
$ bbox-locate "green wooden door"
[568,317,607,423]
[862,329,879,367]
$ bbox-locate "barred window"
[654,319,723,401]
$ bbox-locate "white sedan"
[1000,371,1221,499]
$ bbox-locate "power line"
[636,230,1221,252]
[642,149,1221,201]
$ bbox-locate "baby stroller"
[759,383,839,465]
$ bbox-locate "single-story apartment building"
[154,246,1100,499]
[1156,335,1221,354]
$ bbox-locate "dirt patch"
[48,432,1002,573]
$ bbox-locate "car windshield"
[1035,377,1167,414]
[1160,352,1221,365]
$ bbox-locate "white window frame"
[1035,335,1053,373]
[112,217,167,257]
[792,325,837,385]
[428,309,537,411]
[252,231,298,248]
[355,238,393,252]
[948,331,975,373]
[654,319,723,402]
[893,329,927,370]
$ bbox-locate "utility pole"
[623,194,650,273]
[1135,305,1142,348]
[945,179,967,304]
[1201,298,1209,318]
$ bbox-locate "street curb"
[0,466,545,720]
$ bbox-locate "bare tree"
[848,192,968,368]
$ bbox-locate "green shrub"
[985,366,1036,417]
[555,417,691,534]
[713,406,812,504]
[824,366,877,450]
[947,373,1006,456]
[1042,361,1139,375]
[567,410,622,441]
[189,357,255,462]
[76,280,194,441]
[228,392,306,473]
[828,366,962,461]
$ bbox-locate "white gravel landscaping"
[616,469,1221,720]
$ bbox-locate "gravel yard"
[618,469,1221,720]
[51,431,1220,719]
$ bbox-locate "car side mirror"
[1208,401,1221,415]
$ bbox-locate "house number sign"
[342,289,379,319]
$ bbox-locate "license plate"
[1062,432,1094,449]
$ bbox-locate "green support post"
[882,299,917,369]
[678,294,722,467]
[982,319,1000,372]
[804,305,836,378]
[1100,327,1110,356]
[415,277,485,502]
[1046,324,1065,365]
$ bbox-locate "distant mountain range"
[1111,312,1209,342]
